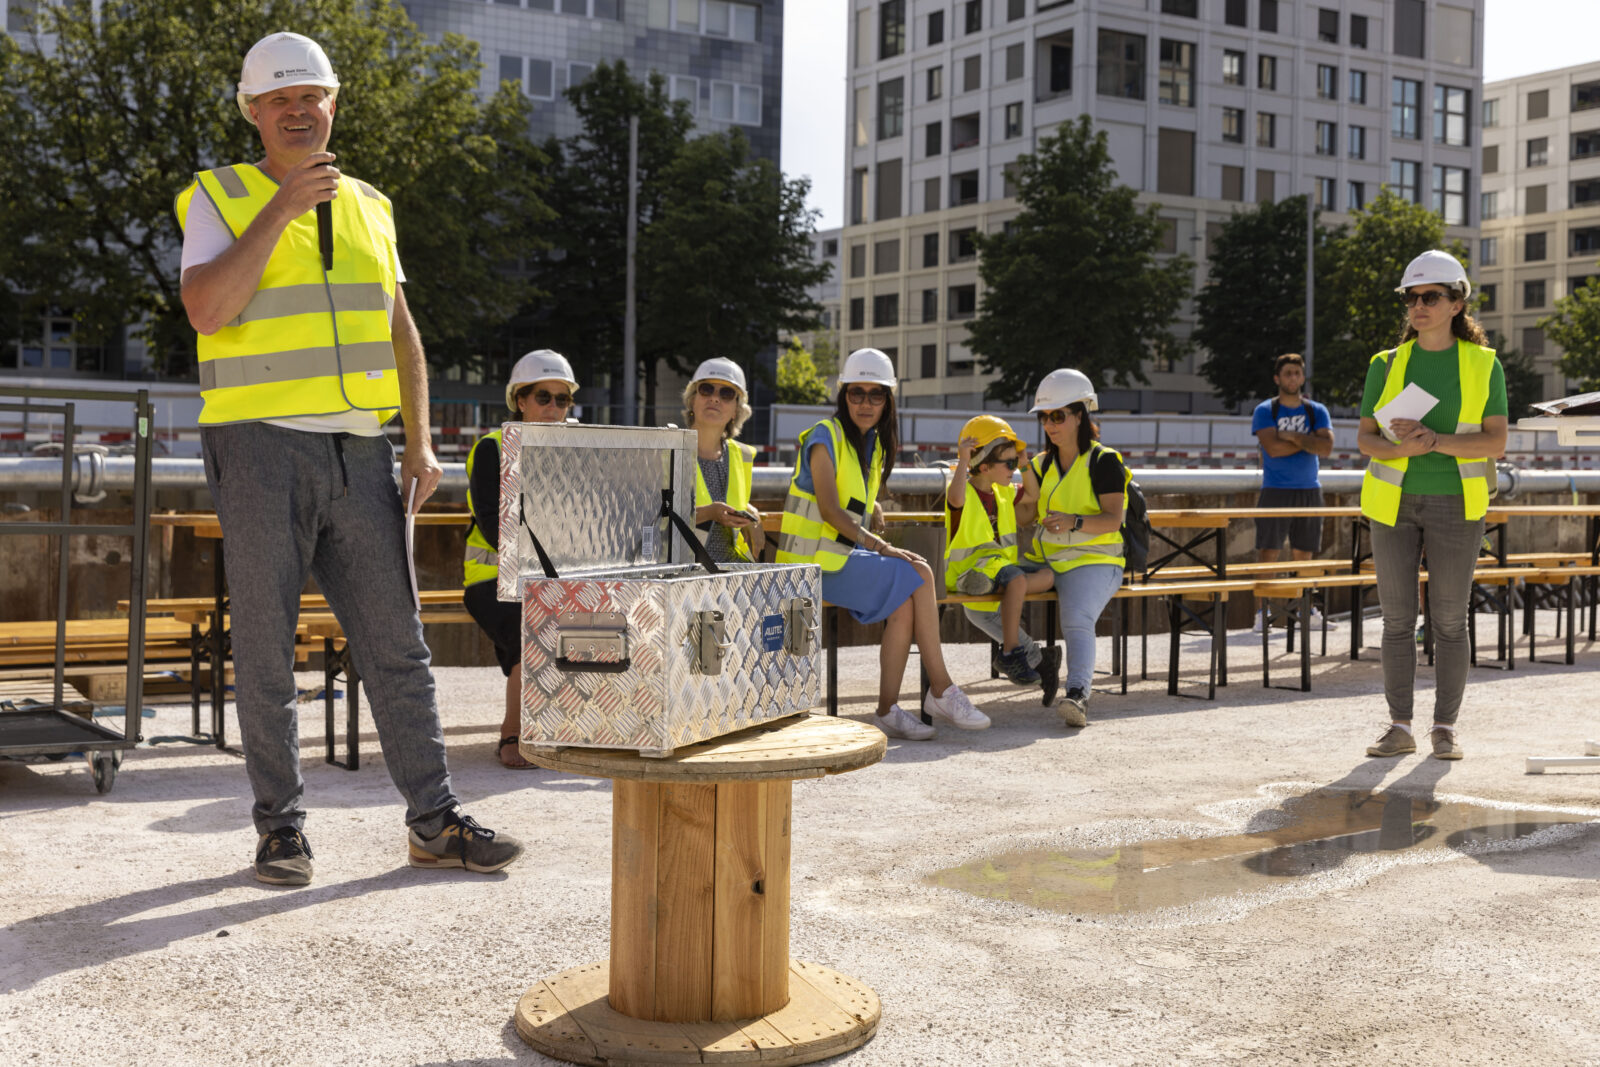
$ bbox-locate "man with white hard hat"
[175,32,522,885]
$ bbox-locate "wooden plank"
[713,781,770,1021]
[790,960,882,1030]
[610,779,660,1020]
[543,960,703,1063]
[655,782,716,1023]
[761,781,792,1024]
[514,978,602,1067]
[760,960,869,1056]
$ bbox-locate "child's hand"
[957,435,978,467]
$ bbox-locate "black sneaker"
[255,826,313,886]
[408,810,525,874]
[1037,646,1062,707]
[995,646,1041,685]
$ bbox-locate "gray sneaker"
[1059,687,1088,728]
[1366,724,1417,757]
[1430,728,1463,760]
[255,826,313,886]
[955,569,997,596]
[995,646,1040,685]
[408,810,524,874]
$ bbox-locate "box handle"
[556,611,630,673]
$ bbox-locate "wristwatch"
[1071,515,1084,533]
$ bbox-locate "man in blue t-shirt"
[1251,353,1333,630]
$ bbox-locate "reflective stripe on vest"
[463,430,503,587]
[1359,340,1497,526]
[174,164,401,426]
[693,440,756,562]
[944,480,1019,612]
[775,419,881,572]
[1025,444,1127,574]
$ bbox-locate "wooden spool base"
[515,958,880,1066]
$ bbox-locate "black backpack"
[1036,445,1149,575]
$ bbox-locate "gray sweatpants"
[201,422,457,837]
[960,607,1043,668]
[1370,492,1486,726]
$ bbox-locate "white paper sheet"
[403,478,420,612]
[1374,382,1440,443]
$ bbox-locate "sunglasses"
[985,456,1020,470]
[519,387,573,408]
[846,387,889,406]
[1401,290,1453,308]
[1039,409,1072,425]
[696,382,740,402]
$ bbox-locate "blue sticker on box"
[761,614,785,652]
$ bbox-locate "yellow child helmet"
[959,414,1023,454]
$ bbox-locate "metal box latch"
[690,610,730,675]
[782,597,817,656]
[556,611,630,672]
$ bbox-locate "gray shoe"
[955,569,997,596]
[995,646,1040,685]
[1059,687,1088,728]
[255,827,313,886]
[408,810,524,874]
[1430,728,1463,760]
[1366,724,1417,757]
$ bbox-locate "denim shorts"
[991,558,1046,588]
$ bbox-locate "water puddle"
[925,789,1594,916]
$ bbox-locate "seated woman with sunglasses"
[463,349,579,768]
[684,357,764,563]
[1021,368,1130,729]
[776,348,988,740]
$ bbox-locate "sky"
[780,0,1600,233]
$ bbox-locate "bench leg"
[1119,598,1129,695]
[826,607,838,716]
[1261,599,1271,690]
[1568,580,1578,665]
[1140,599,1149,681]
[346,658,361,771]
[1217,595,1229,688]
[211,619,227,749]
[189,622,202,738]
[324,638,338,766]
[1208,594,1222,701]
[1166,597,1180,697]
[1299,588,1311,692]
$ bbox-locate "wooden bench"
[0,618,209,702]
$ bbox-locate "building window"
[1483,98,1500,127]
[1524,280,1546,309]
[876,158,902,219]
[925,121,942,156]
[1479,237,1498,266]
[668,74,699,113]
[921,289,938,324]
[927,66,943,101]
[1221,165,1244,202]
[500,55,556,100]
[1256,168,1275,204]
[877,78,903,139]
[1315,121,1336,156]
[1576,179,1600,205]
[1394,0,1424,59]
[1157,127,1194,196]
[1528,184,1549,213]
[1480,190,1497,220]
[1348,180,1365,210]
[853,86,869,146]
[1573,226,1600,255]
[950,227,978,262]
[1008,0,1026,21]
[1574,130,1600,160]
[1483,144,1499,173]
[1258,54,1276,91]
[710,80,761,125]
[928,9,944,46]
[1434,86,1469,147]
[1317,64,1337,101]
[1577,80,1600,112]
[920,344,937,378]
[962,54,982,93]
[1350,14,1368,49]
[1097,30,1146,101]
[1316,176,1335,210]
[874,239,900,274]
[946,347,975,376]
[1158,40,1194,107]
[1044,37,1072,96]
[1348,125,1366,159]
[949,284,977,320]
[1523,327,1544,357]
[1392,78,1421,140]
[1257,112,1276,148]
[1162,0,1198,15]
[1525,231,1547,262]
[1527,137,1549,167]
[1528,89,1549,121]
[1258,0,1277,33]
[850,167,868,224]
[923,176,941,212]
[9,316,106,374]
[922,232,939,268]
[848,298,864,331]
[1349,69,1367,105]
[849,244,867,278]
[963,0,981,34]
[952,170,979,206]
[872,293,899,328]
[1002,162,1021,198]
[1005,43,1025,82]
[1391,159,1421,204]
[1432,165,1467,226]
[1316,7,1338,43]
[879,0,905,60]
[1225,0,1247,27]
[951,112,980,149]
[1004,101,1023,139]
[1222,107,1244,144]
[1222,49,1244,87]
[1479,283,1495,311]
[821,238,839,258]
[1434,5,1473,66]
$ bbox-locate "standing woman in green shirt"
[1357,251,1507,762]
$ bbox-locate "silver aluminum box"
[498,423,822,755]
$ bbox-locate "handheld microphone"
[317,200,333,272]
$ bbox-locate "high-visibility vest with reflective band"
[174,164,401,426]
[775,419,882,571]
[943,479,1019,611]
[693,441,757,563]
[1025,444,1127,573]
[462,430,503,587]
[1359,340,1497,526]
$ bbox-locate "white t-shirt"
[182,190,407,436]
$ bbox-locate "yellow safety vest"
[776,419,882,572]
[1026,444,1127,573]
[463,429,502,587]
[1360,340,1497,526]
[174,164,401,426]
[943,479,1019,612]
[693,441,757,562]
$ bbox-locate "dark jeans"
[202,423,458,836]
[1370,493,1485,726]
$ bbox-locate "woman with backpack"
[1021,369,1130,728]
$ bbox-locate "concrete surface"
[3,616,1599,1066]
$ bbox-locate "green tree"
[0,0,548,377]
[775,338,831,405]
[1490,337,1544,417]
[1542,268,1600,389]
[965,116,1192,405]
[1193,196,1343,408]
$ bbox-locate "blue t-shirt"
[1252,397,1331,490]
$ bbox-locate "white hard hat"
[506,349,578,411]
[1029,368,1098,413]
[237,32,341,125]
[1395,250,1471,300]
[689,357,747,395]
[838,348,896,389]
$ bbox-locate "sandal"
[498,735,533,769]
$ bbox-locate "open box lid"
[1516,415,1600,447]
[496,422,700,600]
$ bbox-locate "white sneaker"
[923,684,991,730]
[1252,609,1267,633]
[1307,606,1325,626]
[876,704,936,740]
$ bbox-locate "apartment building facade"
[1478,60,1600,402]
[841,0,1484,414]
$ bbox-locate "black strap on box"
[518,495,560,579]
[662,488,722,575]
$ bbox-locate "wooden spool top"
[526,714,886,783]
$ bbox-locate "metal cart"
[0,386,153,792]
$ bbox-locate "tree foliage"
[0,0,549,376]
[1489,336,1543,417]
[965,116,1192,405]
[775,338,830,405]
[1543,267,1600,390]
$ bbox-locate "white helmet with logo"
[689,357,747,395]
[505,349,578,411]
[1029,368,1098,413]
[237,32,341,125]
[838,348,896,389]
[1395,249,1471,300]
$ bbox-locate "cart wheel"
[90,751,121,794]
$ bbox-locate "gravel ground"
[3,615,1599,1067]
